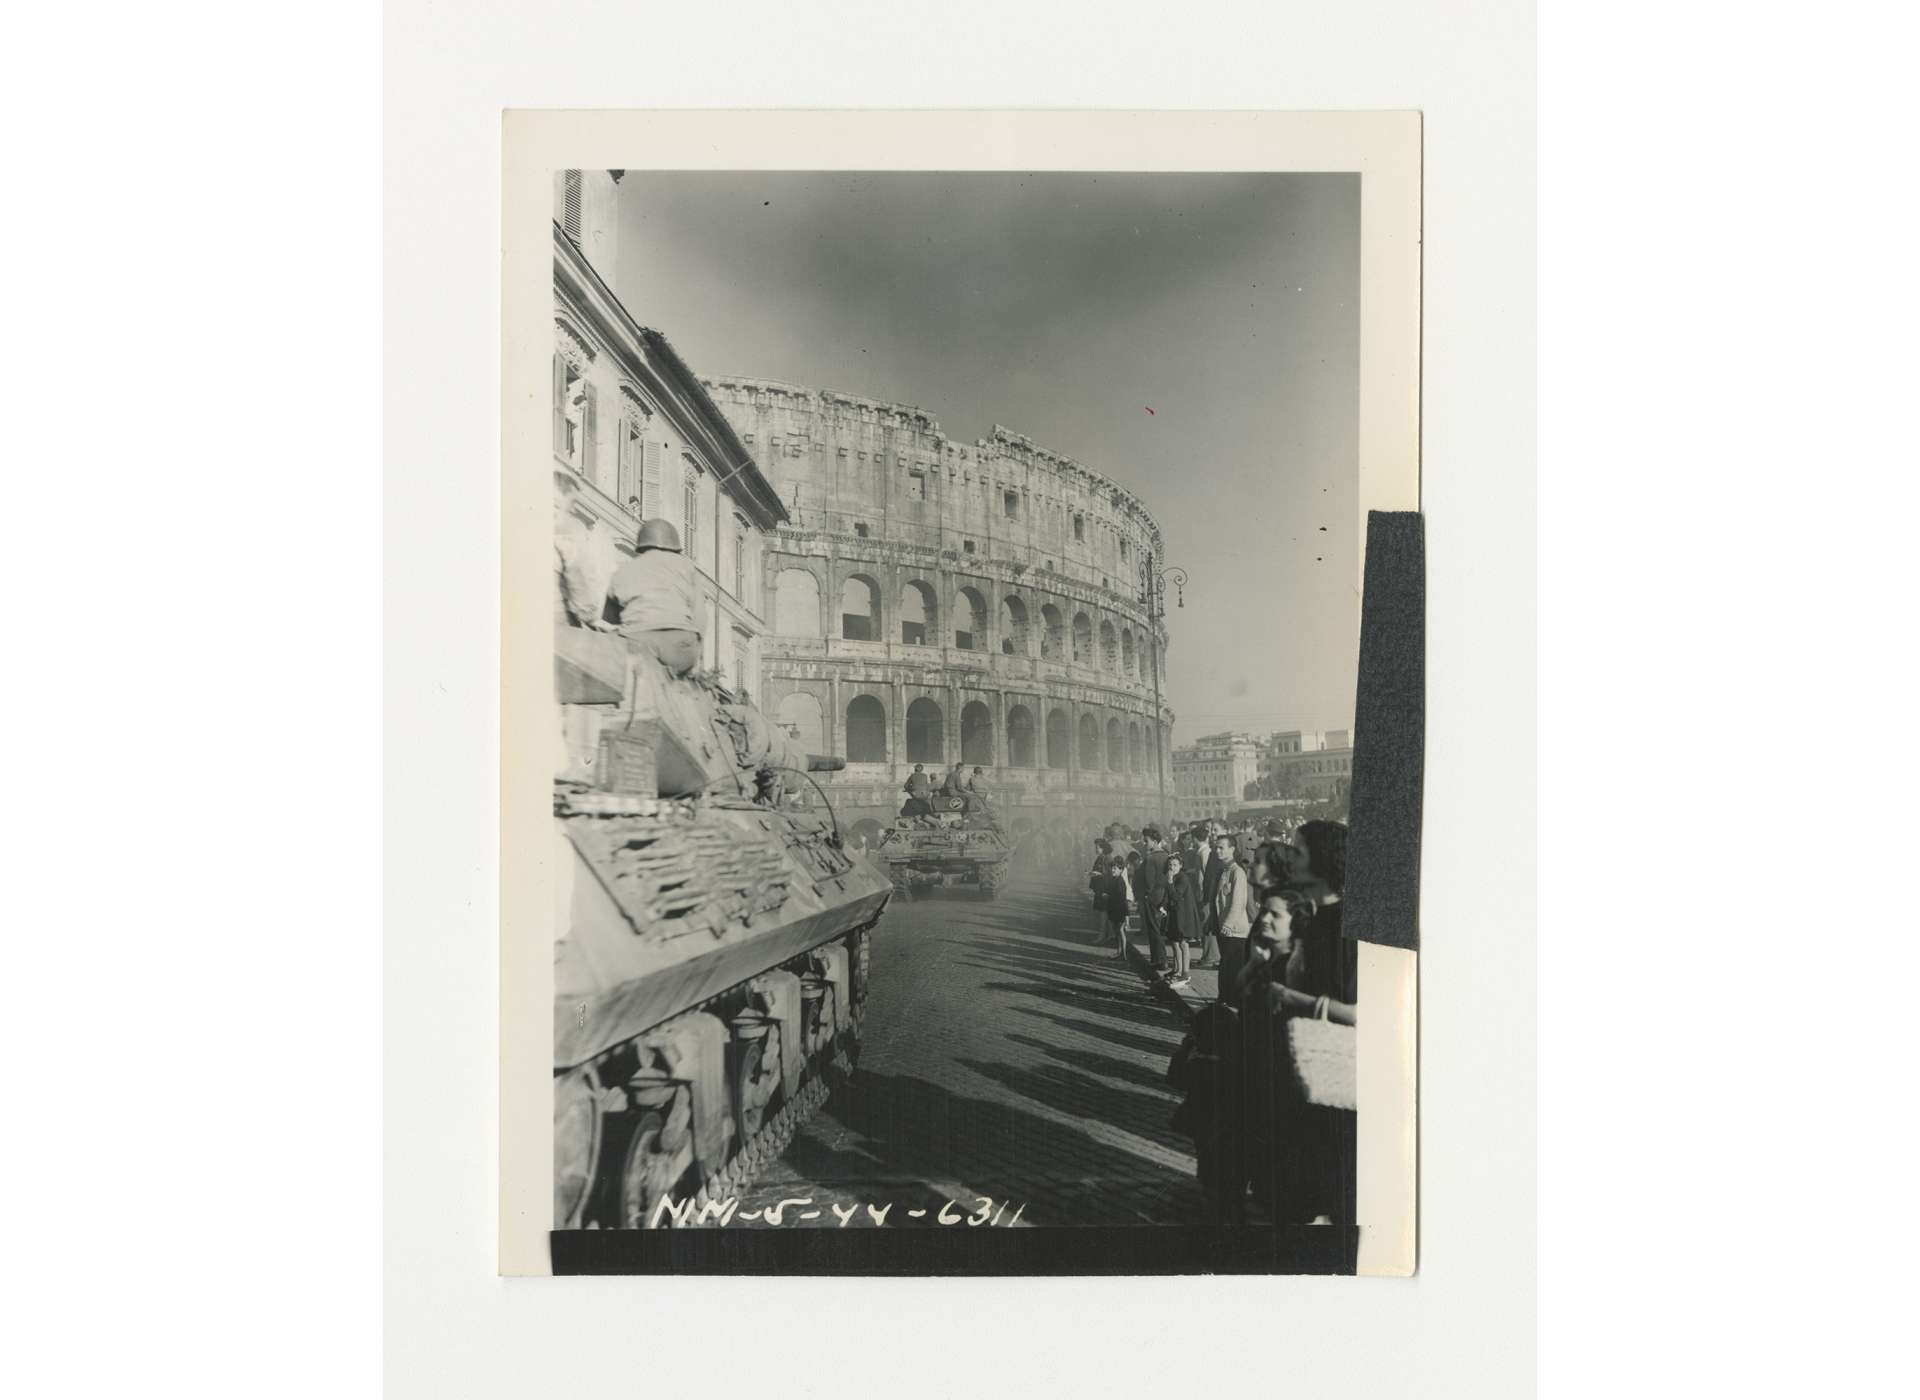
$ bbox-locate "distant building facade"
[701,376,1175,844]
[1250,728,1354,803]
[551,170,786,777]
[1171,731,1265,824]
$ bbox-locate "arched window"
[1100,620,1119,671]
[1078,713,1101,768]
[1000,597,1030,656]
[900,580,938,646]
[1040,604,1065,660]
[960,701,993,765]
[840,575,881,641]
[774,569,823,638]
[776,692,825,754]
[906,697,945,764]
[1006,705,1036,768]
[1046,709,1071,770]
[1106,717,1124,770]
[1072,612,1093,665]
[683,469,700,557]
[955,587,988,651]
[1128,721,1143,774]
[1121,628,1136,678]
[844,695,887,762]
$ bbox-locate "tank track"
[575,921,875,1227]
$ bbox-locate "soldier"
[606,519,702,677]
[902,763,934,818]
[965,765,991,810]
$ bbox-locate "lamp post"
[1139,562,1187,825]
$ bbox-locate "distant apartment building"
[1253,728,1354,802]
[1171,731,1265,823]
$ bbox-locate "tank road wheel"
[731,1031,781,1141]
[618,1109,681,1229]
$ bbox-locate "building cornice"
[553,227,788,532]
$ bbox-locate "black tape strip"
[1345,511,1424,951]
[551,1223,1358,1276]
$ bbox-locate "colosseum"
[703,375,1174,849]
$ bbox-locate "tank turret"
[551,626,893,1229]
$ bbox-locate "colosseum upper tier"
[704,375,1174,842]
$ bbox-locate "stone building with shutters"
[700,375,1175,846]
[1171,731,1267,825]
[551,171,786,774]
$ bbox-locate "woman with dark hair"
[1163,850,1200,987]
[1283,820,1355,1006]
[1104,856,1133,959]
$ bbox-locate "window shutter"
[642,440,662,515]
[562,171,583,239]
[617,420,637,510]
[551,354,566,454]
[581,384,597,481]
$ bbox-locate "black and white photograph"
[502,112,1421,1276]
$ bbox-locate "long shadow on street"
[742,1068,1203,1226]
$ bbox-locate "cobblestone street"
[732,864,1205,1226]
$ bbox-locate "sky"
[612,171,1360,746]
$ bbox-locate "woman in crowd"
[1103,855,1133,959]
[1281,820,1356,1007]
[1232,889,1356,1025]
[1087,837,1112,921]
[1163,850,1202,988]
[1252,820,1357,1222]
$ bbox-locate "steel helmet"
[634,519,682,552]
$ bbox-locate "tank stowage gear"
[552,631,893,1230]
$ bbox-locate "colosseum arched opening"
[845,694,888,762]
[1128,720,1144,773]
[960,701,994,765]
[1047,708,1071,769]
[900,580,938,647]
[1121,628,1136,678]
[1100,620,1119,672]
[1000,596,1030,656]
[841,575,881,641]
[1078,713,1100,768]
[1105,716,1124,770]
[1040,604,1065,660]
[774,568,823,638]
[1006,704,1036,767]
[906,697,945,763]
[1072,612,1093,665]
[955,587,988,652]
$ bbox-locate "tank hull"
[552,788,894,1229]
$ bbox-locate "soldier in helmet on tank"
[901,763,934,818]
[606,519,702,677]
[942,760,970,811]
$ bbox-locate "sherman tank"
[875,797,1016,899]
[551,626,893,1229]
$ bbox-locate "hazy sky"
[612,171,1360,745]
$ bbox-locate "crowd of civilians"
[1084,817,1357,1225]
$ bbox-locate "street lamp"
[1138,562,1187,824]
